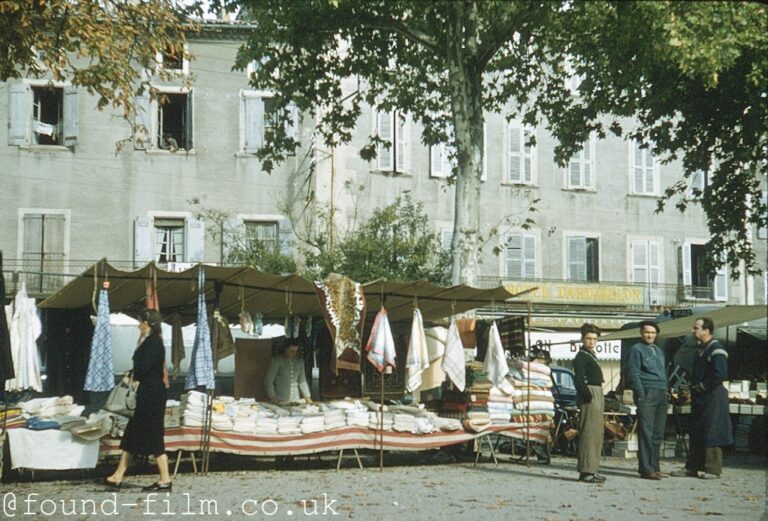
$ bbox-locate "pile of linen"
[181,391,210,428]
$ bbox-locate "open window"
[678,242,727,301]
[565,137,595,190]
[241,91,298,154]
[8,83,78,147]
[566,236,599,282]
[156,43,189,75]
[134,89,193,151]
[376,110,408,173]
[133,216,204,268]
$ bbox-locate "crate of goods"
[739,404,753,415]
[164,406,181,428]
[753,405,765,415]
[729,403,740,414]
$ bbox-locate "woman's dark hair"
[639,320,660,334]
[698,317,715,334]
[279,339,300,355]
[140,309,163,336]
[580,323,601,339]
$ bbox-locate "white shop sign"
[528,332,622,360]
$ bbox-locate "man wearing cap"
[626,320,668,480]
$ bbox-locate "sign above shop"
[503,281,644,306]
[528,332,622,361]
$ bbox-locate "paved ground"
[2,450,766,520]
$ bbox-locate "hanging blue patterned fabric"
[83,288,115,392]
[185,267,216,390]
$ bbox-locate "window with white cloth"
[8,82,78,147]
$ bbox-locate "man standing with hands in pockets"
[626,320,668,480]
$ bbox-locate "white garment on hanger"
[441,321,465,391]
[5,282,42,392]
[484,321,509,386]
[405,308,429,393]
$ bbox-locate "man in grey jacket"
[626,320,668,480]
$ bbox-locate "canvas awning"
[37,260,521,325]
[599,305,767,341]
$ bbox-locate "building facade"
[1,24,766,326]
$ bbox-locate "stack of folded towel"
[277,416,301,435]
[300,414,326,434]
[323,409,347,430]
[367,411,394,430]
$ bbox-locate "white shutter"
[133,217,154,267]
[645,155,656,194]
[183,91,194,150]
[523,129,533,183]
[430,145,446,178]
[583,140,592,188]
[481,123,488,181]
[649,241,660,283]
[506,234,522,278]
[396,116,407,172]
[185,218,205,262]
[134,94,152,149]
[278,218,294,257]
[631,241,647,283]
[523,235,536,278]
[633,142,644,193]
[568,236,587,281]
[62,86,79,146]
[243,95,263,153]
[713,261,727,301]
[377,111,393,170]
[8,83,30,145]
[285,103,299,142]
[681,243,692,286]
[508,124,521,182]
[568,159,581,188]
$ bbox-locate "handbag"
[105,375,138,417]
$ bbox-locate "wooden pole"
[379,371,385,471]
[525,300,532,467]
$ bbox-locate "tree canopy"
[1,0,198,114]
[217,0,767,281]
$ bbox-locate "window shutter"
[523,235,536,278]
[506,234,522,278]
[523,129,533,183]
[396,117,407,172]
[569,159,581,188]
[681,243,692,286]
[8,83,30,145]
[277,218,294,257]
[633,143,644,193]
[430,145,445,178]
[243,95,264,153]
[481,123,488,181]
[377,111,393,171]
[508,125,521,182]
[645,156,655,194]
[567,236,587,281]
[713,261,727,301]
[285,103,299,142]
[133,217,154,267]
[649,241,660,283]
[185,218,205,262]
[583,141,592,188]
[62,86,79,146]
[184,91,194,150]
[134,94,152,150]
[631,241,647,283]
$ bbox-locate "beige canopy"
[38,260,521,324]
[599,305,767,341]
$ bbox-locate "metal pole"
[380,371,385,471]
[525,301,532,467]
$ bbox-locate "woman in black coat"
[104,309,171,491]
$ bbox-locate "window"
[565,138,595,189]
[430,123,487,180]
[376,110,408,173]
[566,236,599,282]
[134,89,193,151]
[7,83,78,147]
[133,216,204,267]
[758,192,767,240]
[686,170,707,200]
[240,91,298,154]
[441,230,454,251]
[507,122,535,184]
[679,243,727,301]
[245,221,279,252]
[630,240,660,284]
[564,56,584,94]
[156,43,189,75]
[629,140,659,195]
[20,211,68,292]
[505,233,536,279]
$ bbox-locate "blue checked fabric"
[185,268,216,390]
[84,289,115,392]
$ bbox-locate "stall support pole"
[525,300,532,467]
[379,372,385,471]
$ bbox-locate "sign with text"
[504,281,644,306]
[528,332,622,360]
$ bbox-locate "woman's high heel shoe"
[141,482,172,492]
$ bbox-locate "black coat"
[120,334,166,456]
[691,340,733,448]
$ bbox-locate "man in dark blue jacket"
[627,320,668,480]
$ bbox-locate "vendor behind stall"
[265,340,312,404]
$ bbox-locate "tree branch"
[349,12,438,53]
[475,3,524,68]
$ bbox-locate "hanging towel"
[365,308,396,372]
[406,309,429,392]
[83,288,115,392]
[441,321,465,391]
[0,256,15,384]
[5,282,42,392]
[170,313,185,378]
[484,321,509,387]
[185,269,216,390]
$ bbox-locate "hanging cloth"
[441,321,465,392]
[314,273,366,374]
[0,255,15,384]
[484,321,509,387]
[185,268,216,390]
[83,288,115,392]
[170,313,185,378]
[365,308,396,372]
[4,282,42,392]
[405,308,429,392]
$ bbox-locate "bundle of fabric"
[509,368,551,388]
[508,411,555,423]
[487,402,515,423]
[367,411,394,430]
[232,410,257,433]
[392,413,434,434]
[300,414,326,434]
[0,407,24,429]
[290,404,321,416]
[181,390,210,427]
[19,396,84,418]
[323,409,347,430]
[253,415,278,435]
[510,360,552,387]
[346,410,369,428]
[211,411,233,431]
[277,416,302,435]
[432,416,463,431]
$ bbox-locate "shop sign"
[504,281,644,306]
[528,332,621,361]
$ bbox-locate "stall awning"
[37,260,520,324]
[599,305,767,341]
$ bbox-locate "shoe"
[670,469,699,477]
[141,482,172,492]
[641,473,662,480]
[579,473,605,483]
[593,473,607,483]
[699,473,720,480]
[100,477,122,489]
[656,472,669,478]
